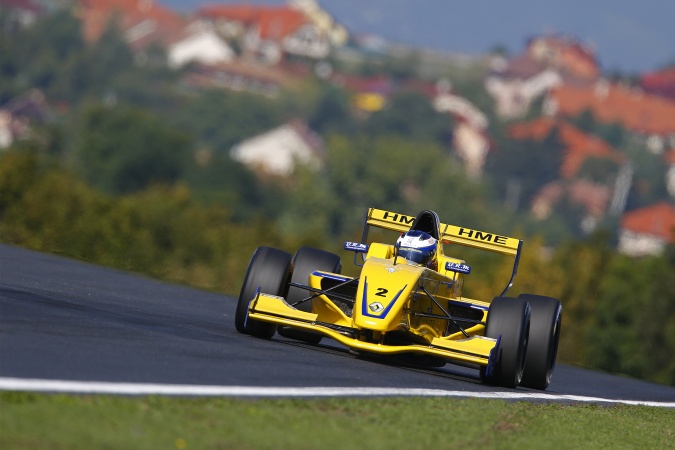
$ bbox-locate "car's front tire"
[234,246,292,339]
[277,247,342,344]
[481,296,531,388]
[518,294,562,390]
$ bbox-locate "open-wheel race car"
[235,208,562,389]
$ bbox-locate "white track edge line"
[1,378,673,408]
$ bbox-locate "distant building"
[0,0,44,30]
[526,35,599,80]
[196,1,344,65]
[508,118,628,229]
[167,21,235,68]
[665,149,675,198]
[640,66,675,101]
[544,81,675,154]
[508,117,624,179]
[486,35,599,119]
[433,93,489,178]
[0,90,49,149]
[531,179,613,233]
[618,202,675,256]
[77,0,186,51]
[230,120,324,176]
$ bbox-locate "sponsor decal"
[382,211,415,225]
[361,277,407,318]
[457,228,508,245]
[344,241,369,253]
[445,262,472,274]
[369,302,384,313]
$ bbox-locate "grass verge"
[1,392,673,449]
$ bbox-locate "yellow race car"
[235,208,562,389]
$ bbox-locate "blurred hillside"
[0,0,674,385]
[160,0,675,73]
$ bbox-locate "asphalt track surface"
[1,244,674,406]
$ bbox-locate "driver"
[396,230,438,270]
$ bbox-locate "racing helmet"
[396,230,437,268]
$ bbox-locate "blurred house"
[286,0,348,47]
[508,118,628,229]
[0,0,44,29]
[0,90,49,149]
[544,81,675,154]
[196,0,345,65]
[167,21,235,68]
[485,35,599,119]
[77,0,186,52]
[329,72,490,177]
[230,120,324,176]
[531,179,613,233]
[527,35,600,79]
[640,66,675,101]
[508,117,624,179]
[666,149,675,198]
[433,92,489,178]
[77,0,242,69]
[618,202,675,256]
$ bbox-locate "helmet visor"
[398,247,435,266]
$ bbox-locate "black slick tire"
[277,247,342,344]
[518,294,562,390]
[481,296,531,388]
[234,246,292,339]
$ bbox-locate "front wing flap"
[247,292,499,368]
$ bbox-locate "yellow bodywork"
[248,291,497,367]
[246,208,522,369]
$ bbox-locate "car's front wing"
[246,292,499,369]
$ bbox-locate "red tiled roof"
[77,0,185,47]
[494,54,546,79]
[197,5,306,40]
[640,67,675,86]
[549,83,675,136]
[640,67,675,100]
[621,202,675,241]
[508,117,624,178]
[567,179,612,217]
[532,179,611,218]
[527,35,599,80]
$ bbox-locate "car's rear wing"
[365,208,520,256]
[358,207,523,296]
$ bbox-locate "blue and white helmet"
[396,230,437,267]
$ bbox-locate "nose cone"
[352,259,421,331]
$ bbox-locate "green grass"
[1,392,673,449]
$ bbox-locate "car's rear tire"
[235,246,292,339]
[481,296,530,388]
[277,247,342,344]
[518,294,562,390]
